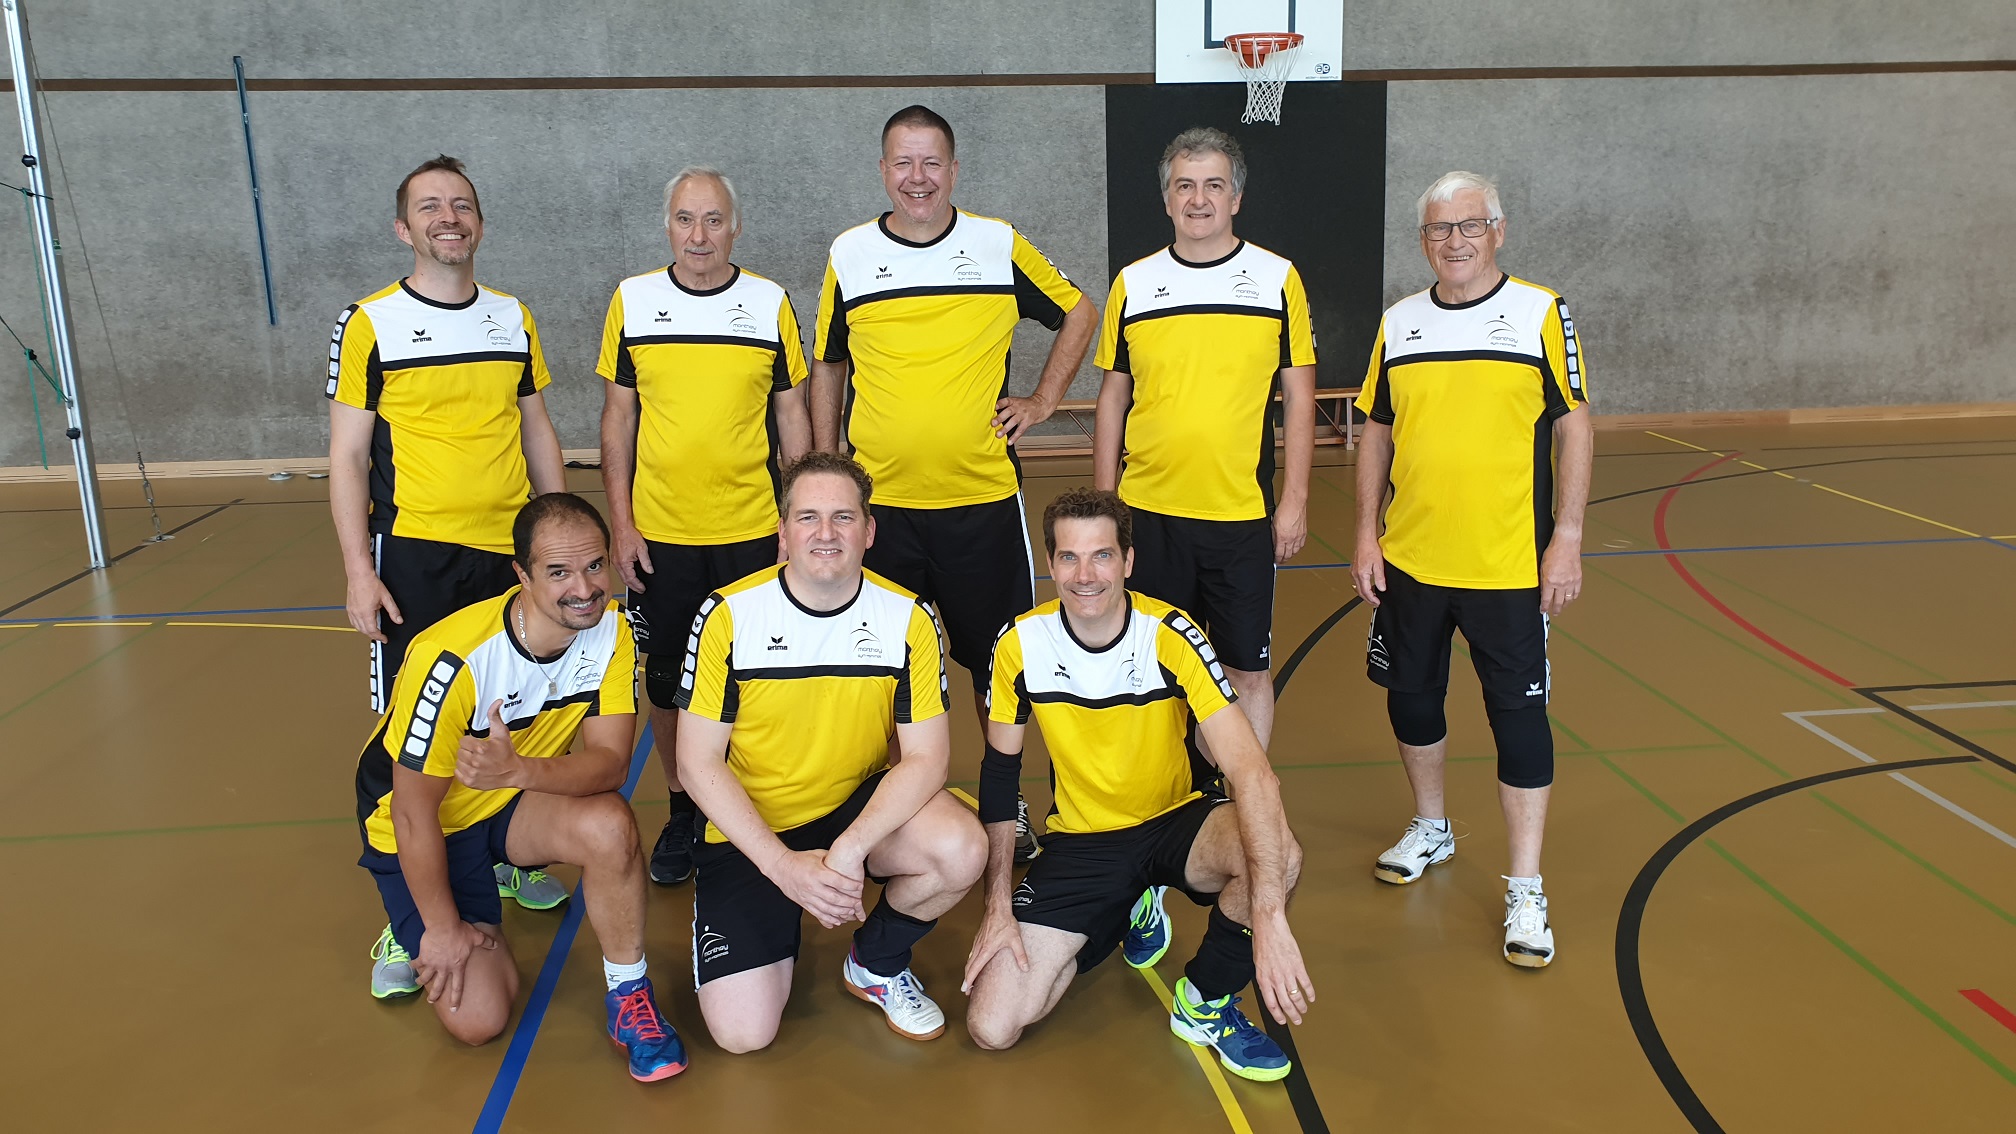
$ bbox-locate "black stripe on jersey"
[614,338,639,388]
[1380,349,1540,376]
[901,599,951,721]
[1012,264,1067,330]
[840,283,1017,312]
[621,333,787,352]
[364,344,386,411]
[1277,289,1294,368]
[1119,302,1287,329]
[1538,349,1573,421]
[820,275,849,362]
[381,349,532,371]
[1255,370,1282,514]
[518,357,539,398]
[1162,611,1236,701]
[986,619,1030,723]
[674,592,731,717]
[1027,687,1181,710]
[772,294,803,392]
[730,664,904,682]
[368,411,398,534]
[1368,341,1394,424]
[1531,411,1556,573]
[474,688,603,736]
[395,653,468,771]
[356,719,396,830]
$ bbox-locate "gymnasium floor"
[3,417,2012,1133]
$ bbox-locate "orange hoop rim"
[1221,31,1304,66]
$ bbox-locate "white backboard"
[1155,0,1343,84]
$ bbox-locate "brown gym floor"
[3,418,2013,1133]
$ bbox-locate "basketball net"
[1223,32,1304,125]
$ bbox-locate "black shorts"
[1126,508,1275,672]
[1366,563,1550,709]
[1013,794,1229,974]
[864,495,1033,687]
[358,793,528,958]
[372,532,519,712]
[628,535,776,705]
[690,771,890,987]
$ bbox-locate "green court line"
[1305,529,1351,564]
[1550,714,1593,751]
[0,815,353,845]
[1968,765,2016,797]
[1598,754,1687,824]
[1552,623,1793,778]
[1809,791,2016,928]
[1689,558,1945,684]
[1705,838,2016,1087]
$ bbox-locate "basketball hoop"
[1222,32,1304,125]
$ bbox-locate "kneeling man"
[677,451,986,1051]
[354,493,684,1081]
[963,489,1313,1081]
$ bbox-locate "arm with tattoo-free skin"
[1540,406,1593,615]
[992,297,1098,442]
[809,360,848,453]
[961,719,1032,992]
[389,767,498,1009]
[823,714,951,886]
[1273,364,1317,562]
[598,383,653,594]
[1349,421,1395,607]
[676,709,865,927]
[773,384,813,468]
[1091,369,1132,492]
[1197,705,1315,1026]
[517,391,566,495]
[330,401,400,641]
[451,704,631,797]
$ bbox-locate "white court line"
[1785,710,2016,852]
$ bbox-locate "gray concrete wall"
[2,3,2012,466]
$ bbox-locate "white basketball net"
[1224,33,1303,125]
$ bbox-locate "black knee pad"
[1386,689,1448,747]
[1487,702,1554,788]
[644,652,684,710]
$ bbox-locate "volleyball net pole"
[6,0,108,568]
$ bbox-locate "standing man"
[1093,126,1317,759]
[599,166,811,889]
[809,105,1098,861]
[1351,171,1592,968]
[329,155,571,995]
[675,452,986,1052]
[962,489,1313,1083]
[353,494,686,1081]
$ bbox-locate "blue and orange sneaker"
[1168,976,1292,1082]
[605,977,687,1082]
[1122,886,1171,969]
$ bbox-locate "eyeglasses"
[1419,218,1497,241]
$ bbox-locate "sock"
[1417,815,1451,833]
[668,790,697,818]
[852,893,936,978]
[1183,904,1256,1004]
[1506,873,1543,892]
[604,955,648,991]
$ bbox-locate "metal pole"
[232,56,278,326]
[5,0,106,568]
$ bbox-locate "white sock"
[1505,874,1543,893]
[1416,815,1451,833]
[1182,977,1207,1006]
[604,955,648,991]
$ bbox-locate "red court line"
[1961,989,2016,1035]
[1651,453,1857,688]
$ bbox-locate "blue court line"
[472,723,656,1134]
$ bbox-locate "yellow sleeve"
[986,623,1029,725]
[1093,271,1129,373]
[1282,266,1318,368]
[383,641,478,776]
[812,257,847,363]
[1156,612,1237,724]
[520,303,553,397]
[897,601,950,724]
[595,289,631,386]
[774,293,810,391]
[1354,320,1390,423]
[597,610,639,716]
[1010,230,1084,330]
[326,305,380,408]
[1542,295,1588,415]
[674,594,737,721]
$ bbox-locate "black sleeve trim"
[1012,264,1068,330]
[820,275,850,363]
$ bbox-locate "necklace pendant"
[547,679,557,697]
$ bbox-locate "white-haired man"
[1352,170,1591,968]
[599,166,813,888]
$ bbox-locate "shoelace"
[888,970,930,1012]
[370,929,410,964]
[615,989,668,1042]
[519,869,552,889]
[1397,820,1443,857]
[1130,892,1159,930]
[1502,884,1547,932]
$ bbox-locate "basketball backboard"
[1154,0,1343,83]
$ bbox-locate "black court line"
[1856,682,2016,776]
[0,500,239,619]
[1251,593,1365,1134]
[1589,451,2016,507]
[1614,753,1977,1133]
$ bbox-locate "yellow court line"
[1643,430,1982,537]
[53,620,153,628]
[163,620,353,633]
[1133,966,1258,1134]
[944,783,1255,1133]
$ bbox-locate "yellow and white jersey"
[1096,242,1318,522]
[325,280,552,554]
[356,588,637,854]
[988,592,1237,836]
[596,266,808,545]
[677,565,949,842]
[813,210,1084,509]
[1356,275,1588,589]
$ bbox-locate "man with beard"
[328,155,571,996]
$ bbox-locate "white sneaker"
[842,948,946,1040]
[1503,877,1555,968]
[1373,816,1454,884]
